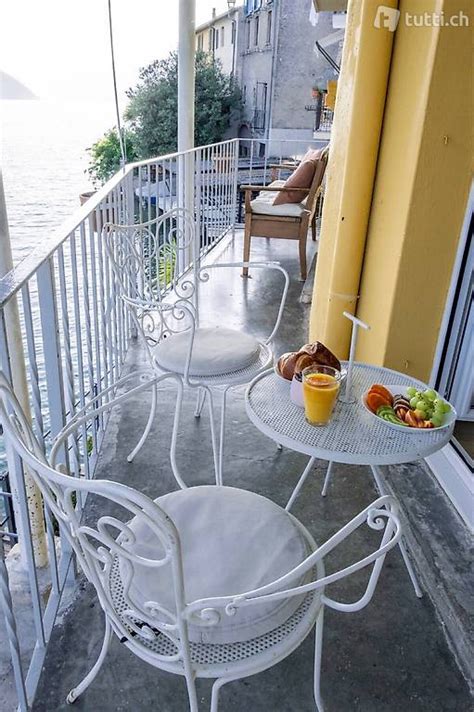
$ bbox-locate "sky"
[0,0,233,104]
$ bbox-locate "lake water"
[0,100,117,524]
[1,99,116,265]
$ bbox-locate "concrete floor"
[31,235,471,711]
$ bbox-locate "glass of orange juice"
[302,365,341,426]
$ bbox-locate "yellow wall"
[309,0,398,357]
[310,0,473,382]
[356,0,472,380]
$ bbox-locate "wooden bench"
[240,151,328,281]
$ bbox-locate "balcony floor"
[32,233,471,711]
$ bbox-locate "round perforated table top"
[245,362,453,466]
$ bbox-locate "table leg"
[217,387,230,486]
[321,461,334,497]
[370,465,423,598]
[286,457,316,511]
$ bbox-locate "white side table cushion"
[153,326,260,376]
[119,485,312,644]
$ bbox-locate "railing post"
[0,537,29,711]
[231,139,239,237]
[37,258,76,576]
[37,259,67,450]
[0,170,48,568]
[0,310,47,648]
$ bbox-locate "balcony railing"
[0,136,326,711]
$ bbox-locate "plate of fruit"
[362,384,456,432]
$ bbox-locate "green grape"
[410,396,419,409]
[423,389,437,401]
[416,400,427,411]
[407,387,417,397]
[442,401,451,413]
[430,415,443,427]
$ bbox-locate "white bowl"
[290,376,304,407]
[361,385,456,433]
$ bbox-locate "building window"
[254,16,259,45]
[231,20,236,44]
[266,10,272,44]
[253,81,267,130]
[221,26,225,46]
[246,19,251,48]
[215,28,219,49]
[208,30,213,51]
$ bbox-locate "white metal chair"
[102,208,289,484]
[0,372,402,712]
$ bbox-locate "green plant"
[125,50,241,158]
[87,127,137,187]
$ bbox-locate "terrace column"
[178,0,195,154]
[0,171,48,567]
[309,0,398,357]
[178,0,197,311]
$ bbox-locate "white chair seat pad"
[119,486,311,644]
[251,180,306,218]
[154,326,260,376]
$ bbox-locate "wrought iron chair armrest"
[197,261,289,345]
[185,496,401,621]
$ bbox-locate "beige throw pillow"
[273,148,322,205]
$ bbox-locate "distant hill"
[0,71,37,100]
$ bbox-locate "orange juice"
[302,367,341,425]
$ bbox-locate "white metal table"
[245,362,454,598]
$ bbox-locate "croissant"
[276,342,341,381]
[277,352,299,380]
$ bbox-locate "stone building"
[195,6,241,77]
[195,1,345,152]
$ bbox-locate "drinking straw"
[341,312,370,403]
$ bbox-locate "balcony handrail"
[128,137,240,169]
[0,139,244,310]
[0,136,322,311]
[0,165,132,310]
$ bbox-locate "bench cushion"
[251,181,307,217]
[154,326,260,376]
[119,485,311,644]
[273,150,321,205]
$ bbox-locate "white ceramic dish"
[361,385,456,433]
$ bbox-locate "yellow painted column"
[309,0,398,357]
[355,0,472,380]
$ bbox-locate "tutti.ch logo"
[374,6,401,31]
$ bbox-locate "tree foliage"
[87,128,137,186]
[125,51,241,158]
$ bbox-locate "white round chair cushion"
[119,486,312,644]
[153,326,260,377]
